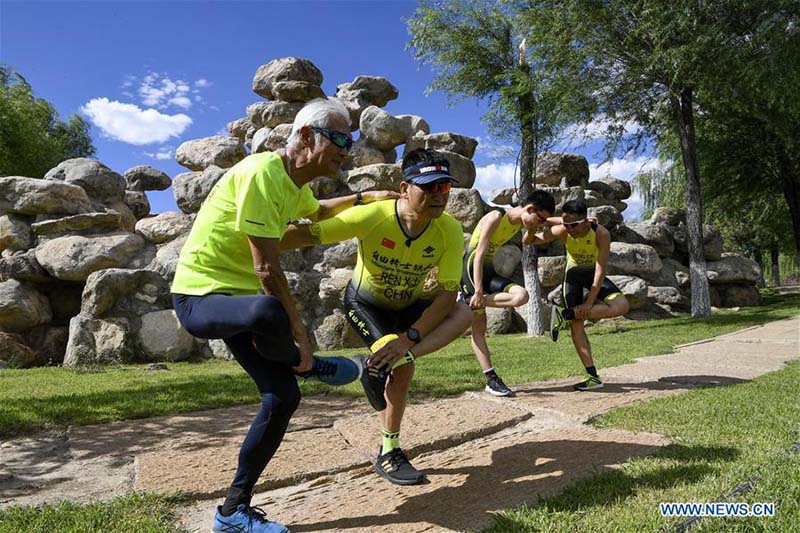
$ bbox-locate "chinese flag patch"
[381,238,396,250]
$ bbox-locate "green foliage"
[0,64,95,178]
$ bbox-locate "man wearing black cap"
[281,148,472,485]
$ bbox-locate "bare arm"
[248,235,312,372]
[523,224,566,246]
[306,190,399,222]
[280,224,315,251]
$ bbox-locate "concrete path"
[1,316,797,533]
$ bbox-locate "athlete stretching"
[282,148,472,485]
[533,199,629,391]
[461,190,556,396]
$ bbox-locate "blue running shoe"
[212,504,288,533]
[298,355,362,386]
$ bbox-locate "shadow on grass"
[288,440,735,533]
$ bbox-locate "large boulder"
[607,242,663,279]
[445,188,485,233]
[251,127,271,153]
[64,314,135,366]
[588,205,623,229]
[492,245,521,278]
[538,255,566,288]
[135,211,193,244]
[227,117,252,143]
[313,311,363,351]
[345,164,403,192]
[246,101,271,129]
[252,57,323,100]
[0,176,91,215]
[670,224,723,262]
[706,253,762,284]
[271,81,326,102]
[138,309,197,362]
[539,186,585,213]
[396,115,430,139]
[264,124,293,152]
[31,212,124,239]
[123,165,171,192]
[592,177,632,200]
[0,332,37,368]
[335,75,399,125]
[314,239,358,272]
[485,307,514,334]
[35,233,146,282]
[258,101,304,128]
[647,286,689,310]
[124,190,151,220]
[650,257,690,288]
[439,150,476,189]
[26,325,69,365]
[649,207,686,226]
[147,234,188,283]
[718,284,762,307]
[359,106,410,150]
[44,159,126,202]
[0,279,52,332]
[489,188,515,206]
[0,214,34,251]
[0,250,52,283]
[173,166,227,214]
[535,153,590,188]
[627,222,675,257]
[405,132,478,159]
[80,268,170,318]
[607,275,648,310]
[318,268,353,312]
[346,139,388,168]
[175,136,246,171]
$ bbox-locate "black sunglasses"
[310,127,353,150]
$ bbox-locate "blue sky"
[2,0,653,218]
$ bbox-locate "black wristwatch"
[406,327,421,343]
[354,191,364,206]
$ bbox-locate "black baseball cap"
[401,160,458,185]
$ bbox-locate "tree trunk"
[753,249,765,288]
[770,246,781,287]
[518,62,545,336]
[778,152,800,269]
[675,89,711,317]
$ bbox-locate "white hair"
[287,97,351,149]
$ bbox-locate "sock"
[562,308,576,320]
[370,334,415,370]
[585,366,598,378]
[483,367,497,380]
[220,487,250,516]
[382,429,400,455]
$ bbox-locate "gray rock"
[0,176,91,215]
[0,279,52,332]
[313,310,363,351]
[0,214,34,251]
[611,224,646,246]
[271,81,325,103]
[396,115,430,140]
[308,176,347,199]
[173,166,227,214]
[227,117,252,143]
[64,314,134,366]
[489,188,515,205]
[669,223,723,262]
[124,190,151,219]
[583,189,607,208]
[538,255,566,288]
[31,212,125,239]
[0,250,52,283]
[649,257,690,289]
[123,165,171,192]
[44,158,126,201]
[35,233,146,281]
[259,101,304,128]
[535,153,590,188]
[586,180,613,197]
[335,76,399,125]
[607,242,663,279]
[445,188,485,233]
[588,205,623,229]
[405,132,479,159]
[139,309,197,362]
[315,239,358,272]
[539,186,585,213]
[135,211,193,244]
[647,286,689,309]
[286,271,322,315]
[346,139,387,169]
[251,127,271,153]
[147,234,187,284]
[265,124,293,152]
[439,150,476,189]
[104,200,137,233]
[492,245,521,278]
[593,177,632,200]
[607,275,648,310]
[279,249,305,272]
[252,57,323,100]
[319,268,353,311]
[706,253,762,284]
[175,136,246,171]
[649,207,686,226]
[485,307,513,334]
[246,101,271,129]
[718,284,761,307]
[26,325,69,365]
[0,331,37,368]
[208,338,234,360]
[627,222,674,257]
[81,268,170,318]
[345,164,403,192]
[359,106,410,150]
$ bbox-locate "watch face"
[407,328,420,341]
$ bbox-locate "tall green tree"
[0,65,95,178]
[521,0,794,317]
[408,0,576,335]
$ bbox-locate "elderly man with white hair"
[171,97,397,533]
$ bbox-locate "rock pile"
[0,57,762,368]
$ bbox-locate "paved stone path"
[1,316,797,533]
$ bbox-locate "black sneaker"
[550,305,565,342]
[357,355,388,411]
[485,375,513,397]
[374,447,425,485]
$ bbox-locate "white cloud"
[144,146,175,160]
[474,162,518,200]
[168,95,193,109]
[81,98,192,145]
[137,72,195,109]
[195,79,211,88]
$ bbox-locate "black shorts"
[459,252,518,297]
[344,282,433,347]
[562,266,622,309]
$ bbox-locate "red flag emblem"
[381,238,396,250]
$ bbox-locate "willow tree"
[407,0,576,335]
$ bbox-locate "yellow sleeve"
[294,184,320,220]
[234,168,283,238]
[309,203,372,245]
[437,219,465,292]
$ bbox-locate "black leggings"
[562,267,622,309]
[172,293,302,501]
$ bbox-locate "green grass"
[1,292,797,439]
[0,493,187,533]
[486,361,800,532]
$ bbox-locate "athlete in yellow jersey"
[282,149,472,485]
[532,199,629,391]
[461,190,556,396]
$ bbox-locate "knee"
[250,296,288,329]
[617,297,630,316]
[453,302,474,329]
[512,289,529,306]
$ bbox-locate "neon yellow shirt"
[565,223,599,269]
[310,200,464,310]
[172,152,319,296]
[467,211,521,260]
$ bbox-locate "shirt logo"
[422,245,435,258]
[381,238,396,250]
